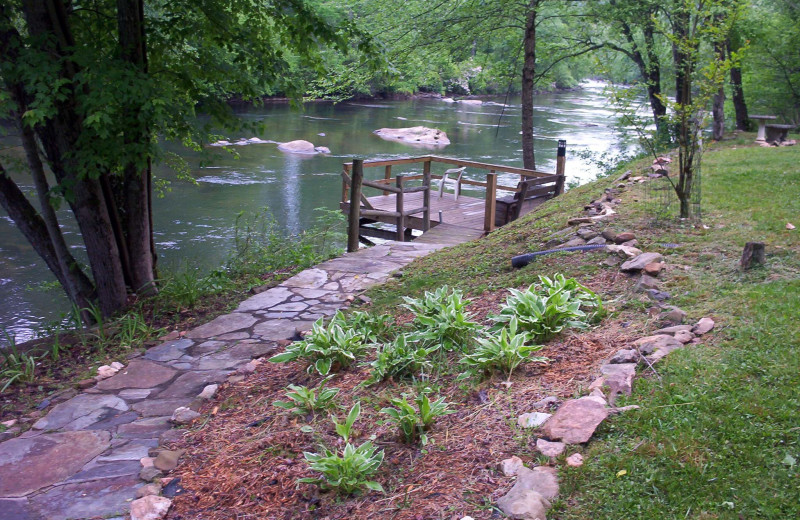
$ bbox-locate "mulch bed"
[167,280,639,520]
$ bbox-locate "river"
[0,80,633,344]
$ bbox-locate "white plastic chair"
[437,167,466,200]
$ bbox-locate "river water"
[0,81,631,343]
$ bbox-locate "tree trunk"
[21,0,129,317]
[728,39,749,131]
[712,86,725,140]
[521,2,537,170]
[118,0,157,295]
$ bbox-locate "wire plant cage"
[644,138,703,226]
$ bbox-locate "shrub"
[493,275,602,341]
[462,317,547,379]
[401,286,481,351]
[273,379,340,417]
[300,403,384,494]
[364,334,437,385]
[268,311,370,375]
[381,391,455,445]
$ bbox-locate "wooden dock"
[340,149,567,252]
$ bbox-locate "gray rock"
[662,306,687,324]
[606,244,642,258]
[95,359,178,391]
[633,335,683,355]
[280,268,329,289]
[157,370,230,399]
[540,397,608,444]
[692,317,715,335]
[170,407,200,425]
[130,496,172,520]
[236,286,293,313]
[29,474,140,520]
[277,139,318,154]
[500,456,525,476]
[674,330,694,343]
[586,236,608,246]
[135,483,162,498]
[97,442,151,462]
[117,417,172,440]
[153,450,183,472]
[0,430,111,497]
[566,453,584,467]
[197,384,219,400]
[0,498,38,520]
[647,289,671,301]
[372,126,450,147]
[576,228,598,241]
[532,396,560,410]
[518,412,552,429]
[66,460,142,484]
[119,388,153,401]
[652,325,693,336]
[634,274,660,292]
[609,349,638,364]
[497,466,558,520]
[158,429,186,446]
[185,313,257,339]
[144,339,194,362]
[536,439,565,458]
[133,398,193,418]
[139,466,164,482]
[600,363,637,398]
[558,237,587,248]
[32,394,128,430]
[621,252,664,272]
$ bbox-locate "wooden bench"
[494,175,563,227]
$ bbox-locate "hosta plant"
[381,391,455,445]
[273,378,339,417]
[346,310,395,343]
[493,275,602,341]
[402,286,481,351]
[364,334,437,385]
[462,317,547,379]
[300,403,384,494]
[268,311,370,375]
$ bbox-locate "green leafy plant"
[273,378,340,417]
[402,286,481,351]
[381,391,455,445]
[300,403,384,494]
[365,334,437,385]
[115,311,165,349]
[346,311,395,343]
[462,317,547,379]
[268,311,370,375]
[493,275,602,341]
[0,335,39,392]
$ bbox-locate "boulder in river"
[372,126,450,147]
[458,99,483,105]
[277,140,320,154]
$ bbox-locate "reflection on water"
[0,81,633,342]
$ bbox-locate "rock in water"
[373,126,450,147]
[277,140,318,154]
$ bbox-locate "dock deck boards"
[364,191,489,230]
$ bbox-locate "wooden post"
[341,165,349,204]
[555,139,567,195]
[484,171,497,233]
[383,165,392,196]
[396,174,405,241]
[422,160,431,231]
[347,159,363,253]
[740,242,765,270]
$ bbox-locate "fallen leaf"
[781,454,796,467]
[616,469,627,477]
[786,222,796,230]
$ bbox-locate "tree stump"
[740,242,766,270]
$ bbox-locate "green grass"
[365,137,800,518]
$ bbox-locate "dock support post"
[555,140,567,195]
[396,174,405,241]
[383,165,392,196]
[484,171,497,233]
[422,160,431,231]
[347,159,364,253]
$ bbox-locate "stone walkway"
[0,240,454,520]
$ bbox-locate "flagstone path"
[0,240,456,520]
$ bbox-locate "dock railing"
[342,142,567,252]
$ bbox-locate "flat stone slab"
[280,268,328,289]
[236,286,293,313]
[95,360,178,391]
[185,313,258,339]
[252,319,306,341]
[540,397,609,444]
[156,370,230,399]
[0,430,111,497]
[33,394,128,430]
[601,363,637,396]
[633,335,683,355]
[29,474,140,520]
[116,417,171,440]
[0,498,39,520]
[621,252,664,272]
[132,398,193,417]
[97,442,151,462]
[143,339,193,362]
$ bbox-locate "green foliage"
[300,403,384,495]
[493,275,602,341]
[115,312,165,349]
[364,334,437,385]
[401,286,481,351]
[462,317,547,379]
[345,311,396,343]
[273,379,340,417]
[268,311,370,375]
[0,334,38,392]
[380,390,455,445]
